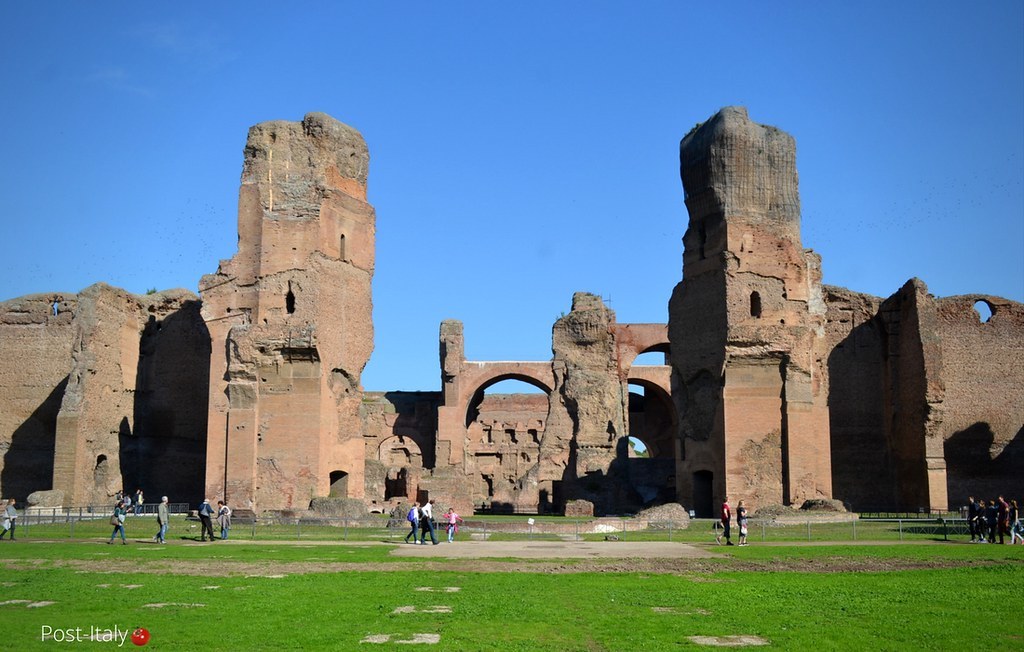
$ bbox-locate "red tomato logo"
[131,628,150,646]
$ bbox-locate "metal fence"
[11,512,976,543]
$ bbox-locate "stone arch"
[464,372,553,428]
[621,378,678,506]
[378,435,424,468]
[328,470,348,497]
[614,323,670,371]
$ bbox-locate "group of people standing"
[197,499,232,541]
[107,495,232,544]
[109,495,170,544]
[715,496,750,546]
[967,495,1022,544]
[404,500,463,545]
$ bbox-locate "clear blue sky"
[2,2,1022,392]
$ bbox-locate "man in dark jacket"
[198,499,216,542]
[968,496,981,542]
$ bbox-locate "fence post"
[899,519,904,541]
[297,518,302,540]
[852,518,857,541]
[251,519,256,540]
[807,519,811,542]
[941,518,948,541]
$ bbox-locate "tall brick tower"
[200,113,375,511]
[668,107,831,516]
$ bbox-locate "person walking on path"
[198,499,216,541]
[404,502,420,543]
[997,496,1010,544]
[1010,500,1022,545]
[968,496,982,542]
[0,498,18,541]
[444,508,464,543]
[985,499,999,544]
[134,489,144,515]
[108,500,128,545]
[419,499,439,545]
[736,500,749,546]
[217,500,232,540]
[716,496,733,546]
[154,496,169,544]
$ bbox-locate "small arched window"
[750,291,762,318]
[973,300,994,323]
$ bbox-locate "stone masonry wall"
[671,107,831,516]
[935,294,1024,505]
[200,113,374,512]
[0,294,76,503]
[823,285,894,510]
[51,285,206,506]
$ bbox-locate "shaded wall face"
[0,295,76,502]
[824,288,895,511]
[129,301,211,506]
[936,297,1024,506]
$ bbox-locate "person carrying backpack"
[198,499,216,541]
[419,499,438,545]
[404,501,420,544]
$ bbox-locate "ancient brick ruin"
[1,107,1021,516]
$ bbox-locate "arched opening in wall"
[465,377,549,441]
[626,436,649,458]
[328,471,348,497]
[632,350,670,366]
[750,291,762,318]
[94,454,109,489]
[286,281,296,314]
[339,234,347,262]
[973,300,994,323]
[622,381,677,508]
[693,470,713,518]
[378,435,423,502]
[466,376,550,514]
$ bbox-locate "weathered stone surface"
[200,112,375,512]
[0,294,75,503]
[635,502,691,528]
[27,489,64,507]
[799,498,846,512]
[670,107,831,517]
[307,496,368,518]
[564,499,594,517]
[52,284,209,506]
[1,106,1020,518]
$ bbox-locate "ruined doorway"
[465,377,550,513]
[693,470,713,518]
[623,380,677,507]
[384,468,408,501]
[329,471,348,497]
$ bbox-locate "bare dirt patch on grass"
[4,554,1008,578]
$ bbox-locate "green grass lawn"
[0,539,1020,650]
